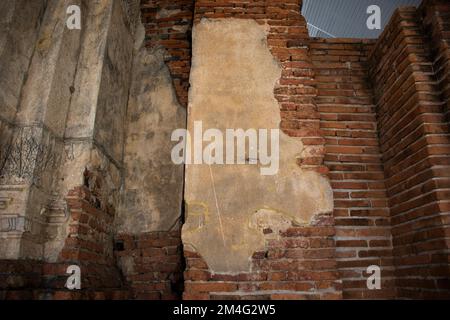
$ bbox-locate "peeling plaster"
[116,29,186,234]
[182,19,333,273]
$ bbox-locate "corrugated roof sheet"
[302,0,422,38]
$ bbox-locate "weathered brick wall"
[182,0,341,300]
[369,6,450,299]
[0,260,43,299]
[58,184,122,290]
[421,0,450,122]
[140,0,195,107]
[0,259,129,300]
[115,231,184,300]
[184,223,341,300]
[183,0,450,300]
[1,182,130,300]
[1,0,450,301]
[312,39,395,299]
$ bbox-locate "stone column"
[46,0,136,262]
[0,0,137,262]
[0,0,82,259]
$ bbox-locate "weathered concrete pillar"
[0,0,82,259]
[46,0,136,262]
[0,0,47,258]
[0,0,137,261]
[0,0,46,126]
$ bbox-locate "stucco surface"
[116,25,186,234]
[182,19,333,273]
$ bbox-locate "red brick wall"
[184,221,341,300]
[57,184,123,291]
[369,6,450,299]
[312,39,396,299]
[2,0,450,301]
[115,231,184,300]
[0,182,130,300]
[182,0,342,300]
[421,0,450,122]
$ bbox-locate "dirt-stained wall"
[116,24,186,234]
